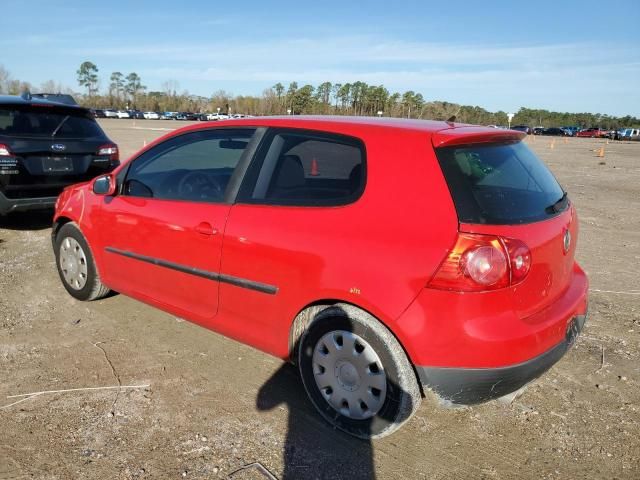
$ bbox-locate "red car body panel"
[95,197,230,323]
[397,205,588,368]
[53,116,588,381]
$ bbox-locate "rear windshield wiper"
[51,115,70,138]
[545,192,568,214]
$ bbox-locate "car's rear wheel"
[55,223,110,301]
[298,303,421,439]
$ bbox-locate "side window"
[123,129,255,202]
[244,130,365,206]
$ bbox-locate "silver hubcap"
[312,330,387,420]
[59,237,88,290]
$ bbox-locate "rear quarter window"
[240,129,366,206]
[435,141,566,224]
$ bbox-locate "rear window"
[0,105,103,139]
[435,141,566,224]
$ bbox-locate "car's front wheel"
[54,222,111,301]
[298,304,421,439]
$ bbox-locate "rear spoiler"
[432,126,526,148]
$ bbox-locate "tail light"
[0,144,12,156]
[428,233,531,292]
[97,144,119,163]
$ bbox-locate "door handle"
[195,222,218,236]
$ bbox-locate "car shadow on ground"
[257,363,376,480]
[0,209,54,231]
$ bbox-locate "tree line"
[1,62,638,129]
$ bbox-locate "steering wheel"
[177,171,224,201]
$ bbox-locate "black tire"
[54,222,111,301]
[298,303,421,439]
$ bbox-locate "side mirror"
[93,174,116,196]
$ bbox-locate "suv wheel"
[55,223,111,301]
[298,303,421,439]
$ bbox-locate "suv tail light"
[97,144,119,163]
[0,144,12,156]
[428,233,531,292]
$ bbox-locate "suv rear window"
[0,105,103,139]
[435,141,566,224]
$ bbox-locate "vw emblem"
[563,229,571,254]
[51,143,66,152]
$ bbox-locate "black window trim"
[115,126,264,205]
[236,127,367,208]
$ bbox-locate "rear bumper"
[416,313,587,404]
[395,262,589,368]
[0,190,56,214]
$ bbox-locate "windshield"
[0,105,103,139]
[435,141,566,225]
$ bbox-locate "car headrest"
[273,154,305,189]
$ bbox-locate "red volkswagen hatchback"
[52,117,588,438]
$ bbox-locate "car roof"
[164,115,526,148]
[0,94,88,112]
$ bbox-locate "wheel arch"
[51,216,74,246]
[287,300,417,372]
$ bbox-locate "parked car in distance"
[511,125,532,134]
[92,109,106,119]
[0,92,118,215]
[533,126,545,135]
[542,127,569,136]
[576,128,607,138]
[162,111,178,120]
[52,117,588,438]
[206,112,230,121]
[116,110,130,119]
[103,109,118,118]
[128,110,145,120]
[561,126,580,136]
[617,128,640,140]
[143,111,161,120]
[176,112,198,121]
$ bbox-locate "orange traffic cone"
[549,140,555,149]
[310,158,319,176]
[596,147,605,158]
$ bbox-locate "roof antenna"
[20,89,32,101]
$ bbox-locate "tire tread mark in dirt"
[93,342,121,415]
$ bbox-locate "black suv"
[0,93,119,215]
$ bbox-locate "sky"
[2,0,639,116]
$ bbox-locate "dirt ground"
[1,119,638,480]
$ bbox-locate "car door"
[215,128,368,355]
[95,127,259,325]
